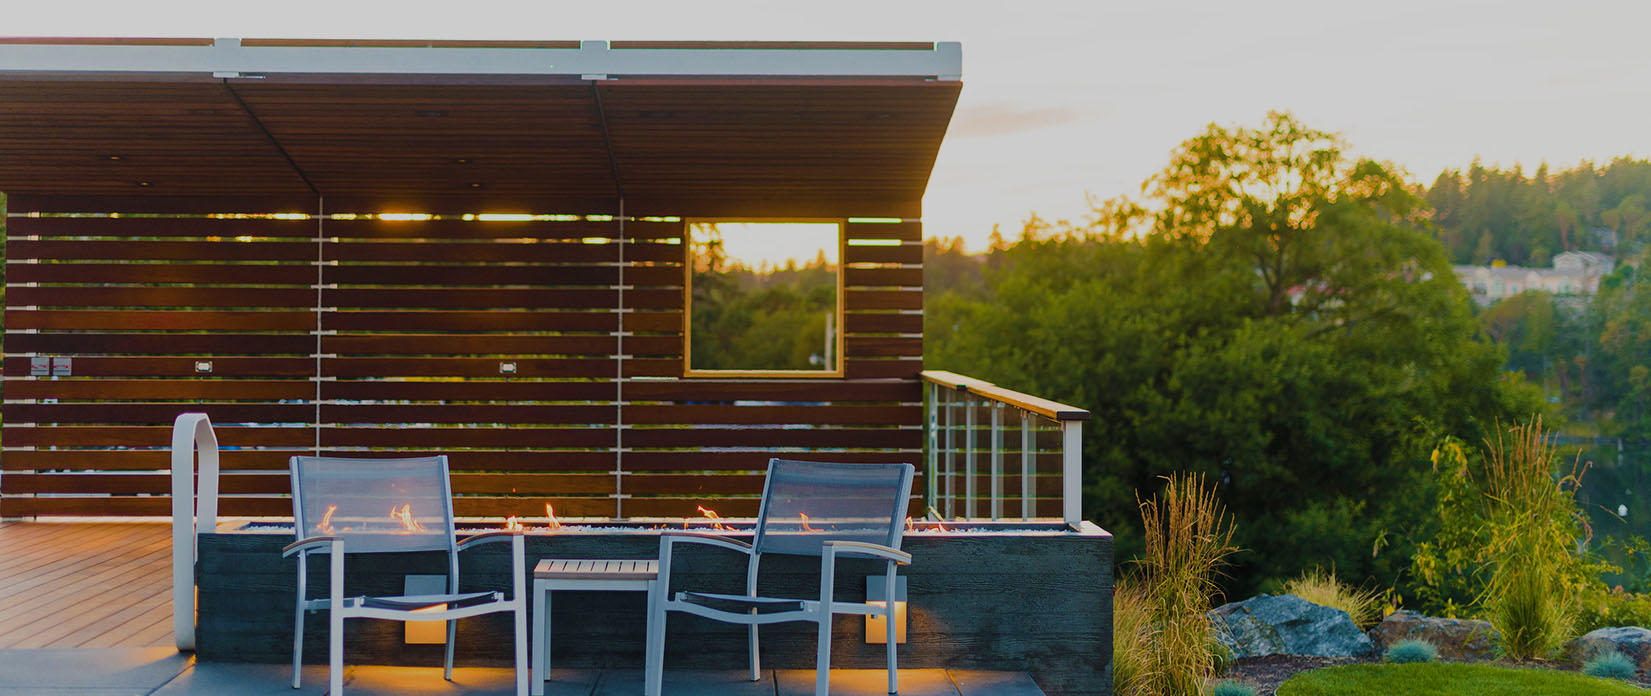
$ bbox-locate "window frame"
[681,217,847,378]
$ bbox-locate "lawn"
[1278,662,1645,695]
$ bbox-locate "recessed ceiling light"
[468,183,483,188]
[105,155,123,161]
[416,110,448,118]
[454,158,471,164]
[136,181,152,187]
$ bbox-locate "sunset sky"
[8,0,1651,250]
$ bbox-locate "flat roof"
[0,39,962,216]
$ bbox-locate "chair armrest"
[282,536,340,557]
[822,540,912,565]
[456,529,521,551]
[659,530,753,554]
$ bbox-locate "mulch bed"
[1221,654,1651,695]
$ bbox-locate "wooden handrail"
[920,370,1090,422]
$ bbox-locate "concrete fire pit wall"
[196,523,1112,695]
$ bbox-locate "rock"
[1367,610,1498,661]
[1208,594,1375,659]
[1566,626,1651,671]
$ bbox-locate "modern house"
[0,38,1110,695]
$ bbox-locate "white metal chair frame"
[282,455,528,696]
[643,460,915,696]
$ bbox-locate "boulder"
[1566,626,1651,671]
[1208,594,1374,659]
[1367,610,1498,661]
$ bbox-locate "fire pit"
[195,516,1112,695]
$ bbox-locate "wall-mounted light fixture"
[194,360,214,373]
[51,357,73,377]
[865,576,907,644]
[499,361,518,375]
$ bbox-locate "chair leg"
[328,610,343,696]
[644,592,665,696]
[885,568,898,694]
[514,599,528,696]
[291,600,304,689]
[748,623,760,681]
[815,615,832,696]
[443,619,456,681]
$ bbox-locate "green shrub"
[1284,567,1384,629]
[1210,680,1256,696]
[1382,638,1438,663]
[1582,651,1637,681]
[1112,578,1155,696]
[1135,473,1239,696]
[1481,417,1587,659]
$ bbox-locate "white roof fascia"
[0,38,962,80]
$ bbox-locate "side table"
[530,559,660,696]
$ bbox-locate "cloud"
[947,102,1102,138]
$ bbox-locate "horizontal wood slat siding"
[4,214,923,518]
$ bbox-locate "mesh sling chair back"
[644,459,916,696]
[283,455,528,695]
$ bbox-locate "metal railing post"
[1021,411,1033,519]
[926,381,939,517]
[1062,420,1083,527]
[990,403,1003,520]
[943,388,955,518]
[964,395,976,520]
[171,412,221,652]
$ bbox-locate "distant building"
[1453,251,1614,305]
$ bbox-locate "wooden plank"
[1,356,314,377]
[621,450,918,472]
[844,244,922,265]
[321,380,616,402]
[7,215,316,238]
[2,402,312,425]
[2,379,312,401]
[6,286,315,308]
[325,264,618,286]
[623,404,920,426]
[326,241,618,263]
[7,239,316,261]
[5,262,314,285]
[318,427,615,448]
[622,379,917,402]
[322,218,613,240]
[321,357,616,378]
[4,309,313,331]
[844,267,923,287]
[321,403,614,424]
[322,334,617,355]
[845,336,922,357]
[845,358,923,379]
[624,427,920,449]
[327,288,618,309]
[1,425,312,448]
[2,333,316,355]
[2,449,298,472]
[327,310,617,332]
[843,312,922,333]
[846,289,923,310]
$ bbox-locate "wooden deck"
[0,521,174,648]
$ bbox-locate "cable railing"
[921,370,1089,528]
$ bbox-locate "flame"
[799,512,820,532]
[696,505,730,531]
[905,516,915,532]
[545,504,563,530]
[505,516,523,532]
[389,503,427,533]
[317,504,338,535]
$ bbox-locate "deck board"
[0,522,173,648]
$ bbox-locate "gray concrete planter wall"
[196,521,1112,695]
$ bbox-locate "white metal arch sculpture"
[170,412,221,651]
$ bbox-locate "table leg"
[532,579,548,696]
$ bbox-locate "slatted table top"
[534,558,658,581]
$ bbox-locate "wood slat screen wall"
[2,211,923,519]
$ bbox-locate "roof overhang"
[0,39,962,216]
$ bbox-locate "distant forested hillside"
[1428,158,1651,266]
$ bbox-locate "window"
[684,219,843,377]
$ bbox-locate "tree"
[927,112,1539,593]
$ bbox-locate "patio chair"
[282,455,528,695]
[644,459,916,696]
